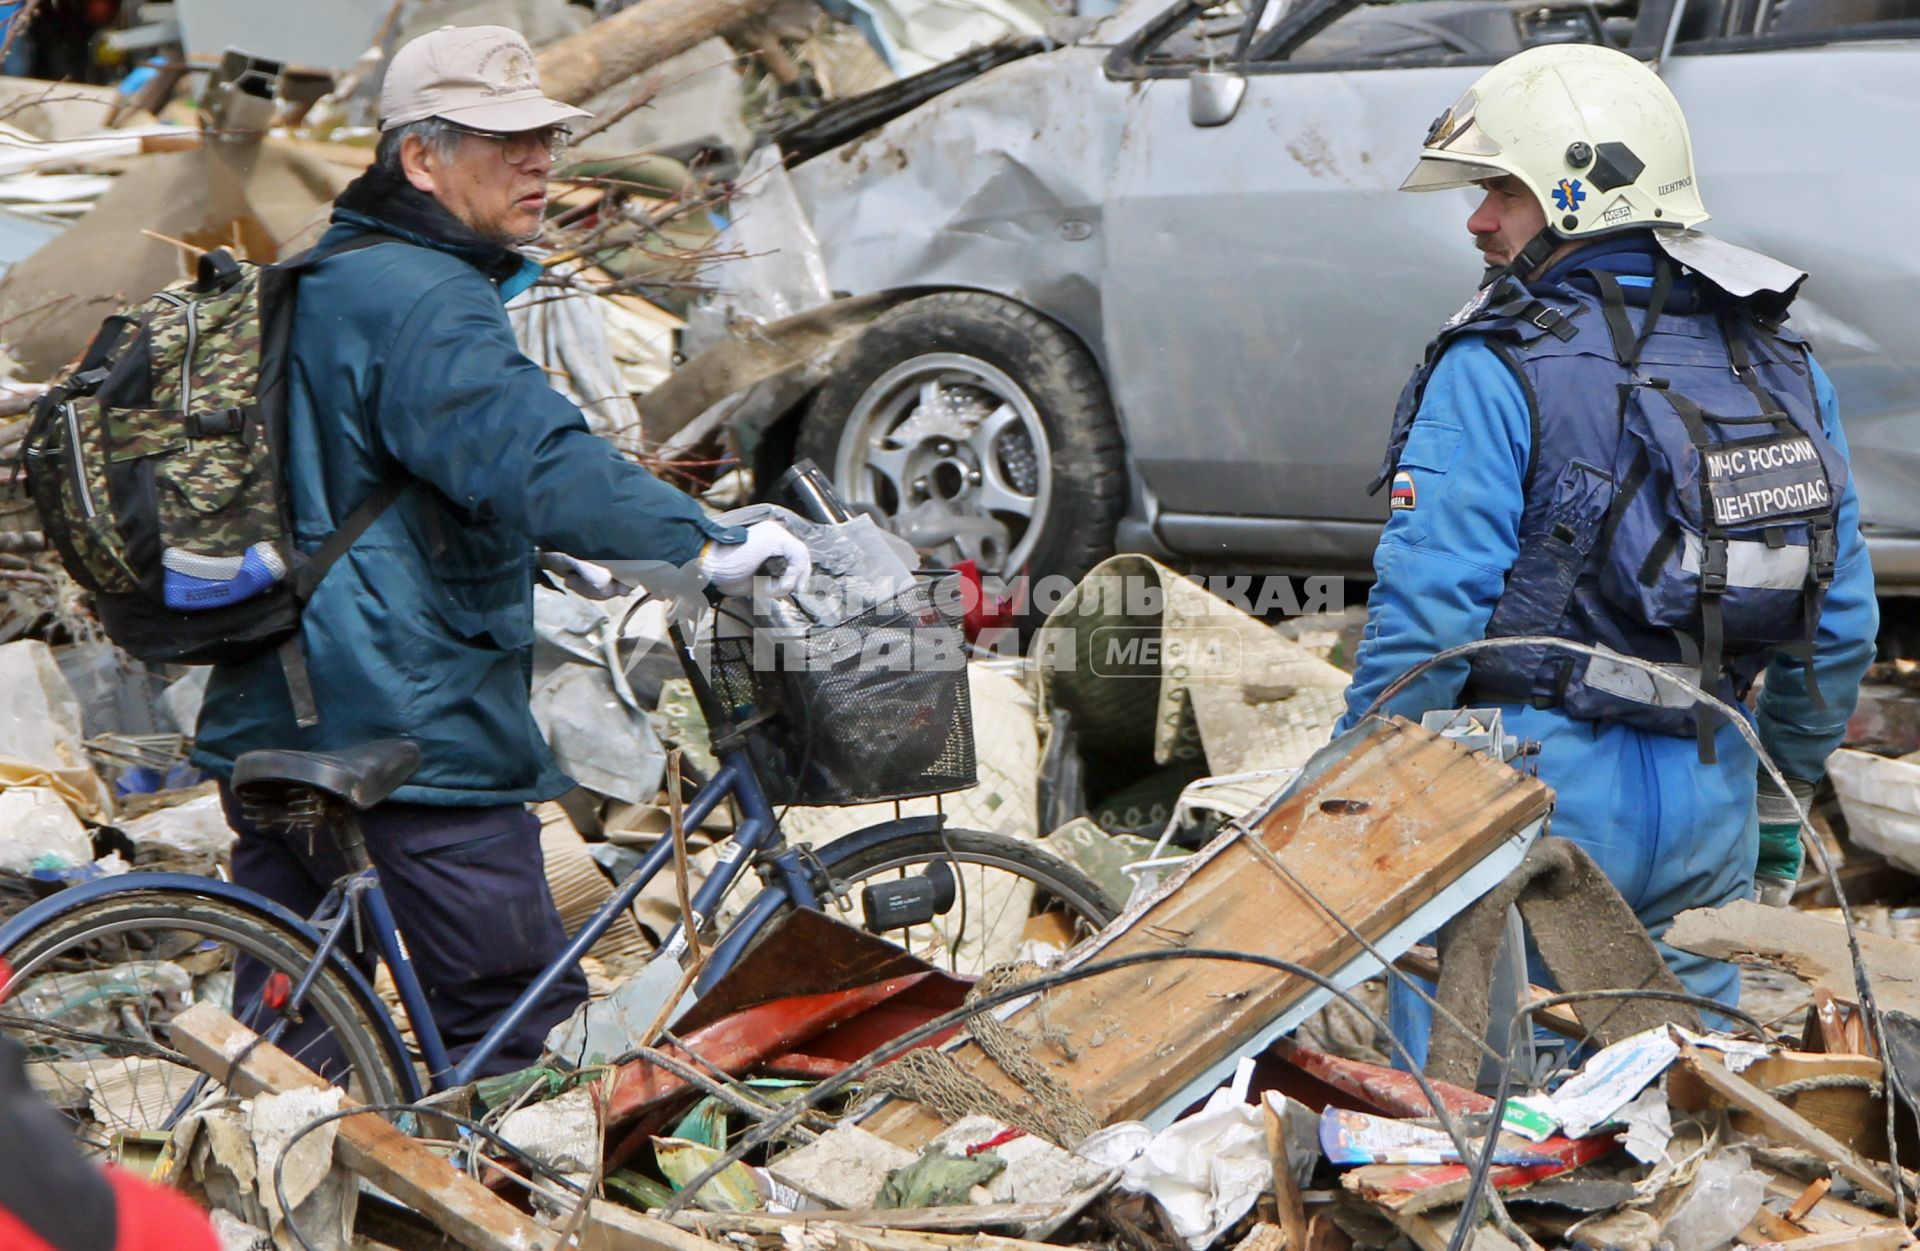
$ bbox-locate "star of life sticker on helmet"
[1390,471,1417,511]
[1551,179,1586,212]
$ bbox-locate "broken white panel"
[530,663,667,804]
[1827,748,1920,876]
[499,1084,600,1216]
[769,1123,917,1210]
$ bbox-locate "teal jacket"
[192,168,739,804]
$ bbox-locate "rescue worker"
[1334,44,1878,1063]
[190,26,812,1075]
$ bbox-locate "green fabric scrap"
[877,1150,1005,1209]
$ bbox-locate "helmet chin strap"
[1480,226,1564,288]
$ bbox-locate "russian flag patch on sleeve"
[1389,471,1417,511]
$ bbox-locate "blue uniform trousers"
[222,789,589,1079]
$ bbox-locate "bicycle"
[0,574,1118,1155]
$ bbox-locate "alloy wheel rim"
[833,353,1053,577]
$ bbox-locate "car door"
[1101,0,1502,565]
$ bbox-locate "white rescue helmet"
[1400,44,1710,238]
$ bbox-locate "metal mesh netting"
[706,576,977,807]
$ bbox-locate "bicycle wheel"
[800,828,1120,976]
[0,889,410,1155]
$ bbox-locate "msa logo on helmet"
[1551,179,1586,212]
[1704,435,1830,525]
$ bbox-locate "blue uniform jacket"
[192,168,740,804]
[1336,249,1879,784]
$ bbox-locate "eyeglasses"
[444,122,570,166]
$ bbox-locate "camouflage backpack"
[15,237,400,724]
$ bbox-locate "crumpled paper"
[1074,1058,1270,1250]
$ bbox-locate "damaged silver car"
[713,0,1920,616]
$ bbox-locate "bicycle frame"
[290,738,825,1089]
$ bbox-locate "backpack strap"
[1657,388,1729,764]
[1583,258,1674,372]
[277,479,408,728]
[270,230,407,727]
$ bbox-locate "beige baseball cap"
[380,25,590,133]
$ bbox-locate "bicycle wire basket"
[705,572,977,807]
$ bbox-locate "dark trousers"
[222,789,589,1079]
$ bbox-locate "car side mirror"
[1189,68,1246,127]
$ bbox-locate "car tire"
[795,291,1126,594]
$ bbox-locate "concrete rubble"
[0,4,1917,1251]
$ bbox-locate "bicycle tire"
[764,828,1121,975]
[0,890,410,1151]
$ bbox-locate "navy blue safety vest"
[1375,247,1845,762]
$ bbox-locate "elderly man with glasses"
[191,25,810,1074]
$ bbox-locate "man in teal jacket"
[192,26,808,1073]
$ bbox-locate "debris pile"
[0,4,1917,1251]
[5,567,1920,1250]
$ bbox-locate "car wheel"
[796,292,1125,588]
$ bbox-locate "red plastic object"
[1268,1041,1617,1196]
[954,560,1017,642]
[260,972,292,1013]
[605,972,964,1166]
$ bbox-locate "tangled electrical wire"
[1359,635,1920,1244]
[261,633,1910,1250]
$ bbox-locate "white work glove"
[538,552,622,600]
[699,521,811,598]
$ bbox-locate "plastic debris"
[1506,1027,1680,1142]
[1317,1107,1559,1168]
[1655,1147,1767,1251]
[1076,1059,1272,1251]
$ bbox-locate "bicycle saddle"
[232,739,423,811]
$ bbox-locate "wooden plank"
[582,1202,747,1251]
[1667,1051,1886,1158]
[1747,1229,1913,1251]
[1382,1207,1523,1251]
[168,1002,556,1251]
[1265,1102,1310,1251]
[1676,1044,1897,1204]
[1763,1170,1893,1231]
[860,718,1551,1149]
[1790,1177,1837,1223]
[1665,902,1920,1018]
